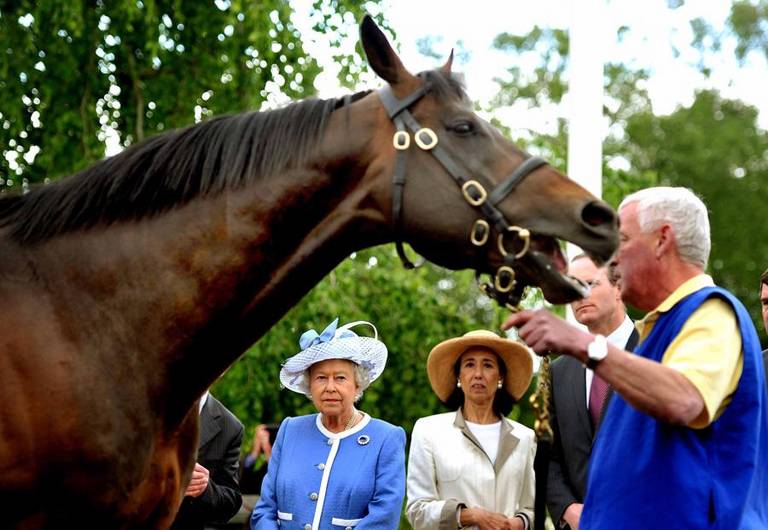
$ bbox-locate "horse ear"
[440,49,454,74]
[360,14,413,86]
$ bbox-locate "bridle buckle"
[461,180,487,207]
[393,131,410,151]
[414,128,438,150]
[494,265,517,293]
[470,219,490,246]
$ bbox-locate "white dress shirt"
[585,315,635,406]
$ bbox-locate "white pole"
[567,0,605,201]
[566,0,606,322]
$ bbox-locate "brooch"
[357,435,370,446]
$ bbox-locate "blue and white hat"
[279,318,388,394]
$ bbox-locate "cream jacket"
[406,410,536,530]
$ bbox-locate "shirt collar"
[199,391,209,414]
[636,274,714,338]
[606,315,635,348]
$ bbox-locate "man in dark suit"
[758,268,768,381]
[170,392,244,530]
[547,255,638,530]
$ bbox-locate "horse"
[0,15,618,529]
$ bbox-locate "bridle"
[378,81,547,309]
[379,82,556,530]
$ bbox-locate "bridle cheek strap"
[378,84,548,301]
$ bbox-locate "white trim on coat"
[310,413,372,529]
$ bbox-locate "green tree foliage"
[726,0,768,62]
[489,25,655,204]
[0,0,386,185]
[622,90,768,328]
[690,1,768,76]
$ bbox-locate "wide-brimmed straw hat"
[280,318,388,395]
[427,330,533,402]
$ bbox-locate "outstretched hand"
[502,309,593,362]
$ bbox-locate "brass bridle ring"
[414,127,438,150]
[498,226,531,260]
[470,219,490,246]
[461,180,488,206]
[393,131,410,150]
[494,265,517,293]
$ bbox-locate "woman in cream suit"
[407,330,535,530]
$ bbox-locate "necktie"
[589,372,610,429]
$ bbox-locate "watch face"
[588,335,608,361]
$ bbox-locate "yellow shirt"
[636,274,743,428]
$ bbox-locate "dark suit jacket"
[763,349,768,382]
[546,329,639,528]
[170,395,244,530]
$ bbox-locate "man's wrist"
[585,333,608,369]
[514,513,530,530]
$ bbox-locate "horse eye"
[449,120,475,135]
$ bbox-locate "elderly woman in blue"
[251,319,406,530]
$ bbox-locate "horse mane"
[0,71,464,246]
[0,90,370,245]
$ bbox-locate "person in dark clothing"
[171,391,243,530]
[757,268,768,381]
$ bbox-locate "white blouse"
[465,420,501,464]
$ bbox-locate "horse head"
[359,15,618,306]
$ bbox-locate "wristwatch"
[585,334,608,369]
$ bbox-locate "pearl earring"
[457,379,462,388]
[497,380,503,389]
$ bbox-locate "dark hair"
[761,267,768,287]
[443,349,516,417]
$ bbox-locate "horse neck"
[21,112,390,424]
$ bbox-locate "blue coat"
[251,413,405,530]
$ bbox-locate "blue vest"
[581,286,768,530]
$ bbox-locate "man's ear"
[359,14,415,86]
[656,224,675,258]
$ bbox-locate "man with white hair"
[504,187,768,529]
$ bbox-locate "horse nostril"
[581,201,616,228]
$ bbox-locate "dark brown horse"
[0,16,617,530]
